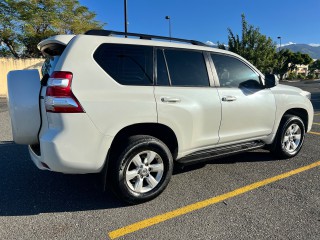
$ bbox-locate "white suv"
[7,30,314,203]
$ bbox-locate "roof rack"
[84,30,207,46]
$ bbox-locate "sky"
[79,0,320,46]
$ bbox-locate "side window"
[156,49,170,86]
[164,49,209,87]
[211,54,262,88]
[93,44,153,85]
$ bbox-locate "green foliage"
[227,14,277,73]
[0,0,104,58]
[217,41,226,50]
[309,59,320,73]
[274,49,313,80]
[274,49,294,79]
[297,74,305,80]
[293,52,313,65]
[307,74,316,80]
[287,72,297,80]
[226,14,314,79]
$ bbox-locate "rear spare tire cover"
[7,70,41,145]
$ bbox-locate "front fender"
[271,85,314,135]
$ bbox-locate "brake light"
[45,71,84,113]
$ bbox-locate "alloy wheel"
[282,123,302,153]
[125,150,164,193]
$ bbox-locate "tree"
[0,0,104,58]
[227,14,277,73]
[217,41,226,50]
[309,59,320,72]
[274,49,313,79]
[274,49,292,80]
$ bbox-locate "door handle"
[222,96,237,102]
[161,97,181,103]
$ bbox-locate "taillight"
[45,71,84,113]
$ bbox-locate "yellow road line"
[108,161,320,239]
[309,131,320,135]
[315,113,320,116]
[313,122,320,125]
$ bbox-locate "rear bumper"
[29,145,48,170]
[29,113,114,174]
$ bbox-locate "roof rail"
[84,30,207,46]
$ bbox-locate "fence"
[0,58,44,96]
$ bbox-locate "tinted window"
[42,56,60,76]
[211,54,261,88]
[164,49,209,86]
[94,44,153,85]
[156,49,170,86]
[41,56,60,85]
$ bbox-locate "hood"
[272,84,311,99]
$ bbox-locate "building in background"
[294,64,309,76]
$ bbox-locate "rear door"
[154,48,222,154]
[210,53,276,144]
[37,36,74,143]
[38,55,62,139]
[6,37,72,145]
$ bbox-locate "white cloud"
[309,43,320,47]
[276,42,320,47]
[205,41,229,49]
[205,41,216,46]
[277,41,296,47]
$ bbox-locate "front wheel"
[271,115,305,159]
[109,135,173,204]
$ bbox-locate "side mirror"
[264,74,279,88]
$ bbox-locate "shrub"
[288,72,297,80]
[297,74,305,80]
[307,74,315,80]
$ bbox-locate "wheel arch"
[283,108,308,132]
[101,123,178,192]
[269,111,306,159]
[109,123,179,161]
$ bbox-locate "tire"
[109,135,173,204]
[270,115,305,159]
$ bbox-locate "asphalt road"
[0,81,319,240]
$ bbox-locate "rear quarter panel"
[54,36,157,137]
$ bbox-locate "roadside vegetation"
[219,14,317,80]
[0,3,319,79]
[0,0,104,58]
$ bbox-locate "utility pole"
[277,36,282,52]
[124,0,128,37]
[165,16,172,40]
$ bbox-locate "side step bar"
[178,141,265,165]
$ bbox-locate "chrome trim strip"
[48,78,69,87]
[45,96,78,110]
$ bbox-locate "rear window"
[41,56,60,77]
[41,43,67,79]
[93,44,153,85]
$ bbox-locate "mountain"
[280,44,320,59]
